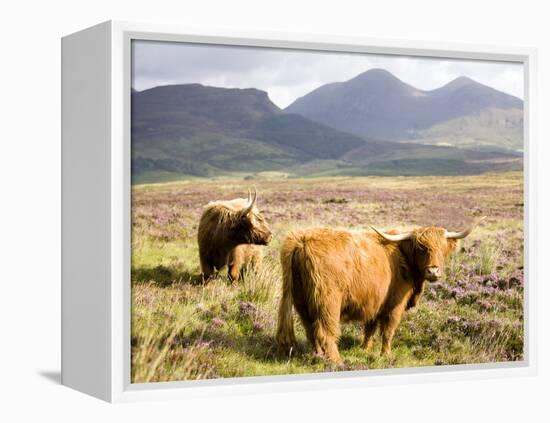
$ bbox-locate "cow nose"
[425,266,441,280]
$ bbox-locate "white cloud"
[132,40,524,109]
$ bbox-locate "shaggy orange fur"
[227,244,264,281]
[198,195,272,282]
[276,226,462,363]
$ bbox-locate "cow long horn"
[370,226,413,242]
[242,186,257,215]
[445,216,486,239]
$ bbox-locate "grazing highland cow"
[276,221,481,363]
[198,188,272,282]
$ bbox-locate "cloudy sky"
[132,40,524,109]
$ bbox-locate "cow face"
[412,228,459,282]
[235,209,272,245]
[232,188,273,246]
[371,220,482,282]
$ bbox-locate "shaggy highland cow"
[276,221,482,363]
[198,188,272,282]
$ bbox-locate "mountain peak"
[358,68,395,77]
[345,68,422,98]
[351,68,403,83]
[450,76,476,84]
[428,76,522,107]
[438,76,479,91]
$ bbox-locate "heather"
[131,171,524,382]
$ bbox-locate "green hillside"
[403,108,524,151]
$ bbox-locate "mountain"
[132,84,279,136]
[285,69,523,150]
[131,84,376,182]
[131,82,522,184]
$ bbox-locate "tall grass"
[131,285,214,382]
[476,242,502,275]
[237,260,278,304]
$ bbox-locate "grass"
[476,243,502,275]
[131,171,524,383]
[304,159,521,178]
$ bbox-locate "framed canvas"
[61,20,538,402]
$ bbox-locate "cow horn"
[370,226,413,242]
[247,189,251,202]
[445,216,486,239]
[242,186,257,215]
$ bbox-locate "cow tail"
[276,239,298,352]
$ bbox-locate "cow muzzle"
[424,266,442,281]
[259,231,273,245]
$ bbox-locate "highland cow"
[198,188,272,282]
[276,221,481,363]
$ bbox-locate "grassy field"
[131,171,524,383]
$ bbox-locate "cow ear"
[446,238,459,254]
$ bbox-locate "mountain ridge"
[285,69,523,149]
[131,76,522,184]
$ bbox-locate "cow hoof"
[381,351,394,362]
[312,352,343,367]
[276,341,296,358]
[362,341,374,352]
[330,360,346,370]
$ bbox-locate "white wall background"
[1,0,548,421]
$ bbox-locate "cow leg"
[407,282,425,310]
[227,263,241,282]
[312,301,342,363]
[362,319,379,352]
[227,248,242,283]
[250,247,262,270]
[312,322,341,363]
[324,337,341,364]
[200,256,214,282]
[380,303,406,356]
[298,317,315,346]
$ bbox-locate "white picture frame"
[61,20,538,403]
